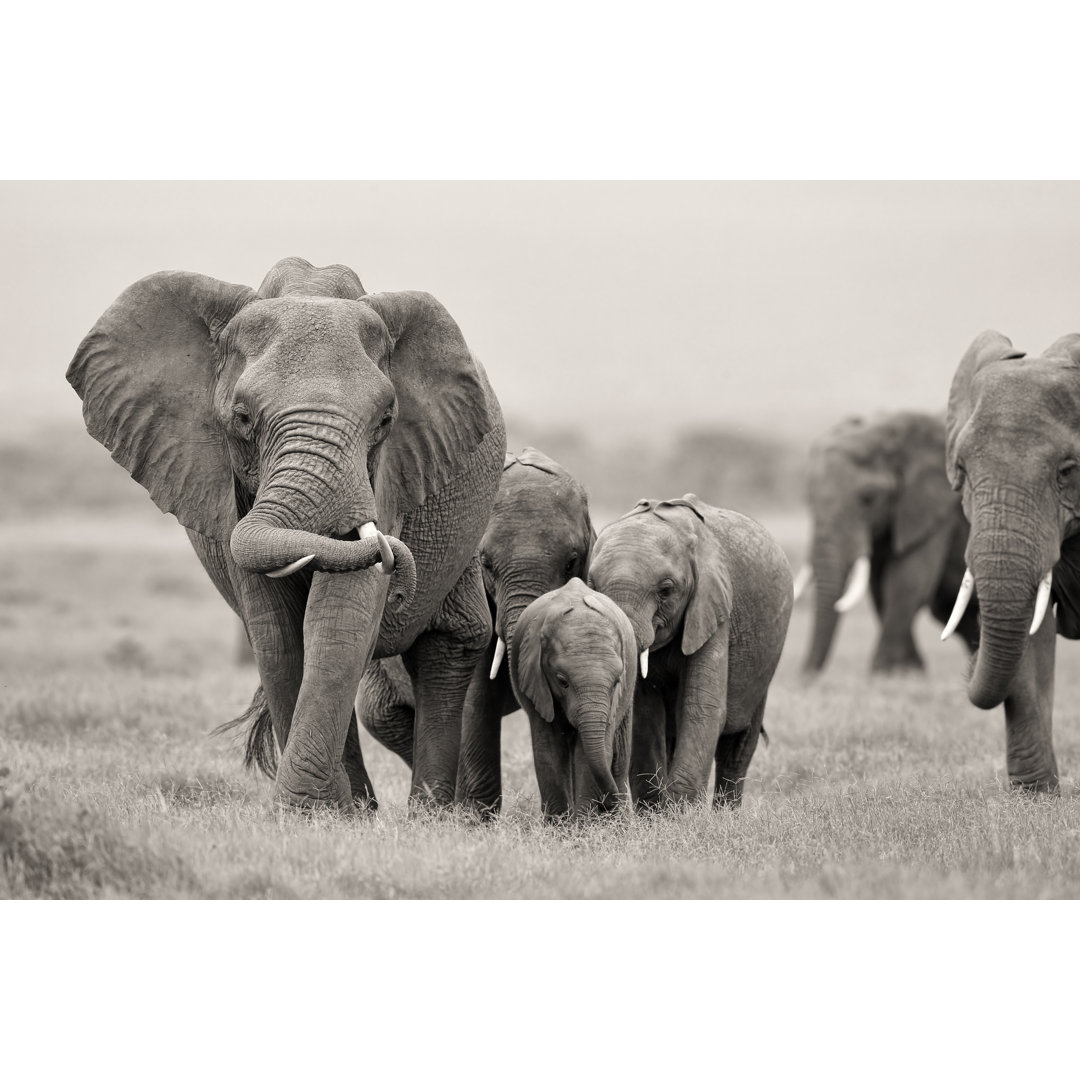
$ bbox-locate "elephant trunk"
[229,451,418,612]
[577,702,620,812]
[491,578,561,679]
[804,531,862,672]
[965,496,1054,709]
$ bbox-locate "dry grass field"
[4,489,1080,901]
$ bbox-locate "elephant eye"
[232,402,253,432]
[374,413,394,441]
[657,580,675,599]
[555,672,570,688]
[1059,461,1078,482]
[564,551,579,576]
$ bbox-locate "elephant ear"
[663,496,733,656]
[893,415,959,556]
[66,272,259,539]
[360,291,499,521]
[512,598,555,722]
[945,330,1025,488]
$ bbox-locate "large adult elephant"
[67,257,505,810]
[796,411,978,673]
[358,447,594,815]
[943,330,1080,793]
[588,494,792,808]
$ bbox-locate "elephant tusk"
[833,555,870,613]
[792,563,813,602]
[490,636,506,680]
[940,569,975,641]
[266,553,316,579]
[1029,570,1054,635]
[376,531,395,575]
[359,521,378,540]
[639,649,649,679]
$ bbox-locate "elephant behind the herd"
[795,411,977,673]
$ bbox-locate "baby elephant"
[589,494,793,809]
[511,579,637,818]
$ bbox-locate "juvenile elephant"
[796,411,978,673]
[943,330,1080,793]
[358,448,594,814]
[67,257,505,811]
[510,579,636,818]
[588,494,792,808]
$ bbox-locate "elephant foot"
[457,795,501,822]
[274,761,356,813]
[1008,775,1060,796]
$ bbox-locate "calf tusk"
[376,531,395,575]
[490,636,506,680]
[639,649,649,679]
[266,553,316,579]
[833,555,870,613]
[792,564,813,602]
[1029,570,1054,636]
[940,568,975,641]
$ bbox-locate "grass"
[4,506,1080,899]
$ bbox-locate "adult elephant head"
[68,257,505,808]
[798,412,960,672]
[511,579,635,817]
[943,330,1080,791]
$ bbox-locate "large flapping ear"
[512,597,555,722]
[668,498,732,656]
[945,330,1025,488]
[893,415,958,555]
[257,257,366,299]
[361,291,500,518]
[66,272,259,539]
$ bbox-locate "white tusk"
[792,564,813,601]
[266,553,316,579]
[1029,570,1054,636]
[376,531,395,575]
[489,636,506,680]
[359,522,378,540]
[833,555,870,613]
[639,649,649,679]
[940,568,975,641]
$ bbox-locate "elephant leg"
[873,529,951,672]
[357,659,416,768]
[713,696,766,809]
[275,568,390,810]
[667,631,729,803]
[342,711,377,810]
[405,559,491,808]
[1001,610,1058,793]
[456,646,510,817]
[528,715,573,819]
[630,679,669,808]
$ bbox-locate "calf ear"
[680,513,733,656]
[946,330,1025,488]
[66,272,258,539]
[512,602,554,722]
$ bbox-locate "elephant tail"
[210,684,277,779]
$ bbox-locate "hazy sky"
[5,181,1080,446]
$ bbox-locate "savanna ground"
[3,437,1080,898]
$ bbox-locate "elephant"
[357,447,594,815]
[510,579,636,818]
[795,411,978,673]
[67,256,506,811]
[943,330,1080,793]
[587,494,792,808]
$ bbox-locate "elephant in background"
[358,448,594,814]
[588,494,792,809]
[796,411,978,673]
[510,579,636,818]
[944,330,1080,793]
[68,257,505,810]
